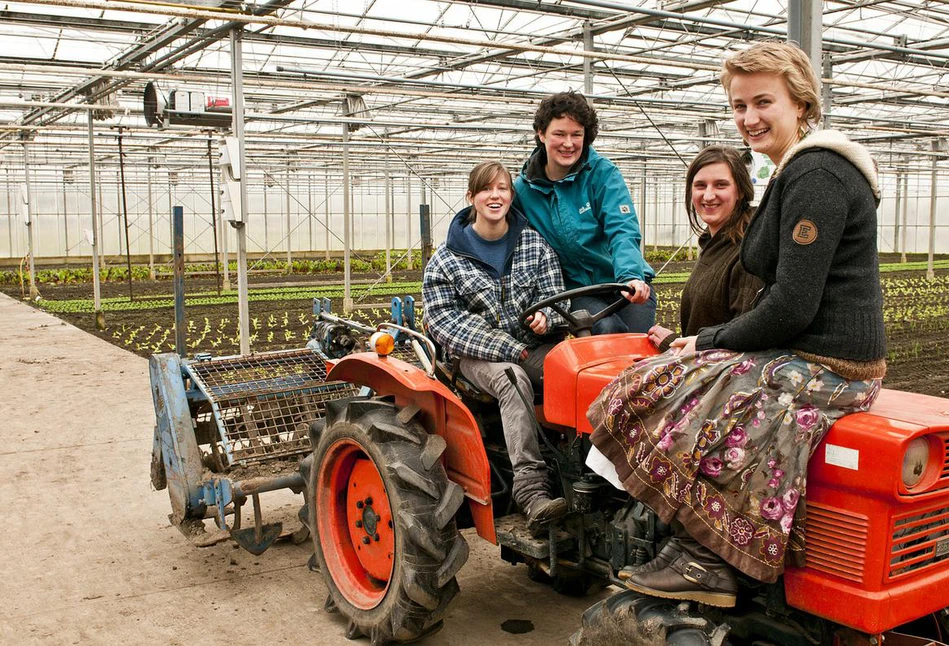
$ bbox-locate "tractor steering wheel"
[519,283,633,338]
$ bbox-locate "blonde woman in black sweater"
[586,42,885,607]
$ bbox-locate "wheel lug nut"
[355,500,364,509]
[362,536,370,545]
[355,520,363,528]
[373,533,380,542]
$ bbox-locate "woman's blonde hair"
[721,41,822,131]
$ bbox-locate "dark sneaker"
[525,496,568,537]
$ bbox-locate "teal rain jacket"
[514,146,654,290]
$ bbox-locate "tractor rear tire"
[310,397,469,645]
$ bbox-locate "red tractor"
[303,285,949,645]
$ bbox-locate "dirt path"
[0,292,611,645]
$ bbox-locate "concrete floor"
[0,292,610,645]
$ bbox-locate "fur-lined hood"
[775,129,881,203]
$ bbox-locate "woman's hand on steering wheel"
[624,279,651,304]
[525,310,549,335]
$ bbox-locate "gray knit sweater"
[695,131,887,365]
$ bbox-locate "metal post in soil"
[342,119,353,313]
[173,205,187,357]
[87,112,103,329]
[927,139,940,280]
[900,173,908,264]
[384,170,392,282]
[117,131,134,301]
[231,27,251,355]
[285,160,292,272]
[206,137,221,295]
[893,170,902,255]
[147,151,156,280]
[21,139,39,300]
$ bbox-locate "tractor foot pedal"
[495,513,575,559]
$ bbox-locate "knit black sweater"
[696,139,887,364]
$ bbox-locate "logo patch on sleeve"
[792,219,818,245]
[619,204,631,214]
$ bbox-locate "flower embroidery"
[607,398,623,416]
[648,456,673,484]
[642,363,685,399]
[724,447,745,469]
[782,488,801,511]
[700,457,724,477]
[723,392,755,417]
[730,359,755,376]
[704,494,727,519]
[728,517,754,546]
[680,397,700,415]
[760,497,784,520]
[780,513,794,535]
[724,426,747,448]
[795,404,821,432]
[760,536,784,563]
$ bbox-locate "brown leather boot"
[623,538,737,608]
[617,535,689,580]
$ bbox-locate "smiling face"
[468,170,512,237]
[729,72,805,164]
[690,162,739,237]
[538,115,585,181]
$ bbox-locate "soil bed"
[5,255,948,398]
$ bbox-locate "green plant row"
[39,281,425,314]
[0,251,425,286]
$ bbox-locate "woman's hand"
[526,310,548,335]
[624,279,650,304]
[647,325,674,348]
[670,335,697,356]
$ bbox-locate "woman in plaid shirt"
[423,161,569,534]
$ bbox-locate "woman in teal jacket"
[514,91,656,334]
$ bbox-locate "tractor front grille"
[889,505,949,580]
[804,502,869,583]
[186,349,360,466]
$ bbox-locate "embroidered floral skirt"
[587,349,881,583]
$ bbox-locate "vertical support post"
[639,162,647,254]
[406,173,413,267]
[21,139,39,299]
[5,168,13,256]
[900,173,908,263]
[285,160,292,272]
[787,0,823,93]
[927,140,940,280]
[324,170,330,261]
[231,28,251,355]
[893,171,902,255]
[307,171,313,255]
[263,180,269,252]
[87,112,104,328]
[147,152,156,279]
[219,160,231,291]
[62,170,69,259]
[342,121,353,312]
[173,205,187,358]
[582,21,594,96]
[206,137,221,293]
[117,132,134,301]
[821,56,833,129]
[384,170,392,282]
[98,166,105,268]
[419,203,432,268]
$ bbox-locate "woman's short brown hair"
[466,161,513,222]
[532,91,599,148]
[721,41,822,131]
[685,146,755,244]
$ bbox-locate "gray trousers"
[458,358,549,511]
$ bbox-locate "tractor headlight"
[369,331,395,357]
[902,437,932,489]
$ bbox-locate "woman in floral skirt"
[586,42,886,608]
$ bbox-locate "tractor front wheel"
[310,397,469,644]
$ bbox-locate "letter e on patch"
[792,219,818,245]
[619,204,631,214]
